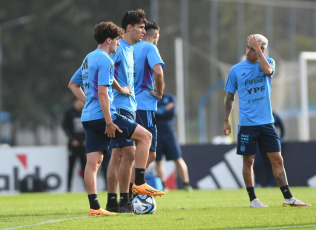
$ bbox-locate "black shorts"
[136,110,157,152]
[111,109,136,148]
[237,123,281,155]
[83,114,137,154]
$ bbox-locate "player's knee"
[140,129,151,145]
[271,155,284,168]
[243,155,254,168]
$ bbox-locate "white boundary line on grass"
[236,224,316,230]
[1,216,89,230]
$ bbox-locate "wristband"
[106,122,114,127]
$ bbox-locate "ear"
[127,24,132,32]
[106,37,112,44]
[154,32,158,39]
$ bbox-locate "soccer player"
[130,20,165,194]
[155,93,192,192]
[224,34,311,207]
[105,9,164,214]
[68,21,163,216]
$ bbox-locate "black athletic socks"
[246,187,257,201]
[280,185,293,199]
[107,193,118,206]
[88,194,101,210]
[135,168,146,185]
[119,193,129,205]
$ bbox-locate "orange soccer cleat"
[89,208,117,216]
[132,183,165,197]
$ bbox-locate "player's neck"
[97,44,110,55]
[142,36,154,44]
[122,34,135,46]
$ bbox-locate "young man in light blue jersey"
[224,34,311,208]
[105,9,164,214]
[68,21,164,216]
[130,20,165,191]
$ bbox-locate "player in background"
[62,98,86,192]
[155,93,192,192]
[106,9,164,214]
[130,20,165,197]
[224,34,311,207]
[68,21,163,216]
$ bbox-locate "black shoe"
[106,203,118,213]
[118,201,132,213]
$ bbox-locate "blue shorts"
[83,114,137,154]
[111,109,136,148]
[237,123,281,155]
[155,129,182,161]
[136,110,157,152]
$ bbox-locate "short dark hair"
[145,20,160,32]
[94,21,124,44]
[121,9,147,31]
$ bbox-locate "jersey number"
[82,58,88,70]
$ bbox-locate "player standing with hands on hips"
[130,20,165,194]
[223,34,311,208]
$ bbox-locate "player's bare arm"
[224,92,234,135]
[112,78,132,96]
[248,35,273,75]
[147,64,164,100]
[68,80,86,104]
[98,85,122,138]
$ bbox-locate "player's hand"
[119,86,132,96]
[223,121,231,136]
[248,35,262,51]
[165,102,174,111]
[105,123,123,138]
[147,88,163,100]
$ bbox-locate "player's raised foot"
[283,197,311,207]
[118,201,133,213]
[89,208,116,216]
[106,203,118,213]
[132,183,165,197]
[250,198,268,207]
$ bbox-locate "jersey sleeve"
[70,67,83,87]
[147,44,165,69]
[224,68,237,94]
[97,56,112,86]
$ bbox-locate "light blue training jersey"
[110,39,136,112]
[134,41,165,111]
[224,58,275,126]
[71,49,116,122]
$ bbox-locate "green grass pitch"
[0,187,315,230]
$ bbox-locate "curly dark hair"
[94,21,124,44]
[121,9,147,31]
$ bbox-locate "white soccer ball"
[132,195,156,215]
